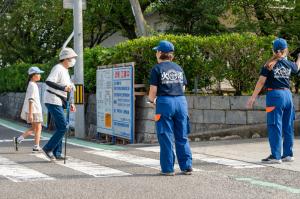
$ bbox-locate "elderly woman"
[148,40,193,175]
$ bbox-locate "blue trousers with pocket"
[43,103,67,157]
[155,96,192,173]
[266,90,295,160]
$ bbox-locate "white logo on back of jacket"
[161,70,184,84]
[273,66,291,79]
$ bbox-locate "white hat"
[59,47,78,60]
[28,66,44,75]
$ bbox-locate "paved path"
[1,118,300,199]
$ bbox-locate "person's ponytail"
[27,74,35,85]
[265,49,289,70]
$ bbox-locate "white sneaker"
[32,146,42,153]
[282,156,294,162]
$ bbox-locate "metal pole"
[73,0,85,138]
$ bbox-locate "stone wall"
[1,93,300,143]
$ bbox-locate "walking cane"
[64,92,71,164]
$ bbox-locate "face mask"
[68,58,76,67]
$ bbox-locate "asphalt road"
[1,124,300,199]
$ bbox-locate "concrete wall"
[1,93,300,143]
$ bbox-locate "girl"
[247,38,300,164]
[13,66,44,152]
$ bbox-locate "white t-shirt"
[44,63,74,106]
[21,81,42,118]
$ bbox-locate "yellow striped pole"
[75,84,84,104]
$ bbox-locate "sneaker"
[54,156,68,161]
[160,172,175,176]
[282,156,294,162]
[261,155,282,164]
[42,148,55,161]
[182,168,193,175]
[32,146,42,153]
[13,137,18,151]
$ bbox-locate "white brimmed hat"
[59,47,78,60]
[28,66,44,75]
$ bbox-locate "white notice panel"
[96,63,134,143]
[96,68,113,135]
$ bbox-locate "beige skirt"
[23,113,43,123]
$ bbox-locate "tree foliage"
[228,0,297,36]
[0,0,155,67]
[155,0,228,35]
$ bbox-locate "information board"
[96,63,134,143]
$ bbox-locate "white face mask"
[68,58,76,67]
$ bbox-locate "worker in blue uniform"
[148,40,193,175]
[247,38,300,164]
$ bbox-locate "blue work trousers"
[266,90,295,160]
[155,96,192,173]
[43,103,67,157]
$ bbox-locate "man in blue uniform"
[247,38,300,163]
[148,40,193,175]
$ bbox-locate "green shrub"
[0,33,279,95]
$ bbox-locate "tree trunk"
[129,0,148,37]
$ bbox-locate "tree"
[0,0,156,67]
[228,0,297,36]
[0,0,73,67]
[129,0,148,36]
[155,0,227,35]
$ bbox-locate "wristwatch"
[147,97,157,104]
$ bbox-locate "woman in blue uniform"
[148,40,193,175]
[247,38,300,164]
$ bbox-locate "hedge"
[0,33,277,95]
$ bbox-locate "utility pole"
[129,0,147,37]
[73,0,85,138]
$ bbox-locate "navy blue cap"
[273,38,288,52]
[153,40,174,53]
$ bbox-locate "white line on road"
[136,146,264,169]
[0,156,54,182]
[193,154,265,169]
[32,153,131,178]
[0,138,49,143]
[86,150,202,172]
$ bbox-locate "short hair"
[159,52,174,60]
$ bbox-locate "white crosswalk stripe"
[32,153,131,178]
[136,146,265,169]
[86,149,202,172]
[0,138,49,143]
[0,155,54,182]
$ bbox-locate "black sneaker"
[261,155,282,164]
[159,172,175,176]
[182,168,193,175]
[13,137,18,151]
[42,148,55,161]
[55,156,68,161]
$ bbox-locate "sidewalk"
[191,138,300,172]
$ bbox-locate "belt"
[266,88,289,91]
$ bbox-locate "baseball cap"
[273,38,288,52]
[59,47,78,60]
[153,40,175,53]
[28,66,44,75]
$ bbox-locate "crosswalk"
[0,156,54,182]
[137,146,265,169]
[0,146,265,183]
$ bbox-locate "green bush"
[0,33,278,95]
